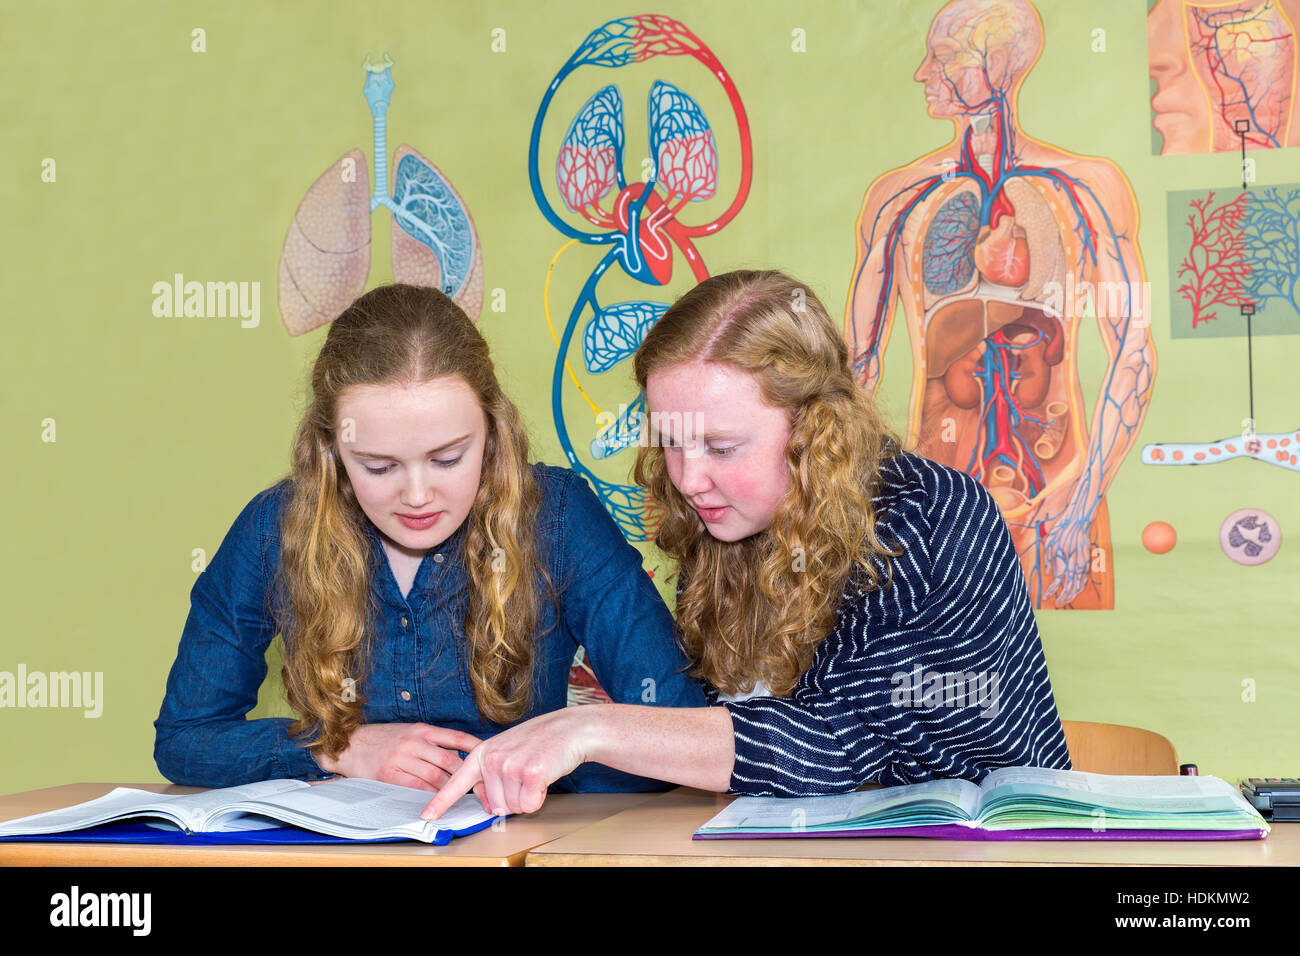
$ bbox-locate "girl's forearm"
[580,703,735,792]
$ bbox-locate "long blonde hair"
[633,269,901,698]
[273,283,546,759]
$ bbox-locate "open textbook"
[0,778,497,845]
[696,767,1270,841]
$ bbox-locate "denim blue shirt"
[154,463,706,792]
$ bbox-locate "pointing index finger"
[420,753,483,821]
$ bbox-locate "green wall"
[2,0,1296,793]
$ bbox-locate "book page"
[977,767,1260,816]
[701,778,983,831]
[0,787,191,834]
[221,778,494,836]
[167,779,310,827]
[0,780,313,835]
[147,814,283,832]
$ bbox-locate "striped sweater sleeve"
[720,453,1071,797]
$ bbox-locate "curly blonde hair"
[633,269,901,698]
[272,284,546,760]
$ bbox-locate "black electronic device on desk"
[1240,779,1300,822]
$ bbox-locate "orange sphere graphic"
[1142,521,1177,554]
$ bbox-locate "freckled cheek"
[718,472,766,509]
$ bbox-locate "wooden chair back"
[1061,721,1179,775]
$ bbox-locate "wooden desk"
[525,787,1300,866]
[0,783,659,867]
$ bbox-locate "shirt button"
[400,690,411,701]
[400,616,409,628]
[433,553,445,564]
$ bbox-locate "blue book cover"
[0,818,496,846]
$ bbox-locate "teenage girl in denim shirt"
[153,283,705,796]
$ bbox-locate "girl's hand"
[315,722,485,792]
[419,708,594,820]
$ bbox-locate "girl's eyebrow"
[351,433,472,459]
[655,425,742,441]
[659,436,744,448]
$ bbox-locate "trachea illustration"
[278,56,483,335]
[529,16,752,540]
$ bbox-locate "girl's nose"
[675,448,712,495]
[402,470,435,508]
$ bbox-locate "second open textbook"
[695,767,1271,841]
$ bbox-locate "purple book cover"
[693,824,1268,841]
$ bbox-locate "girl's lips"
[694,505,730,522]
[397,511,442,529]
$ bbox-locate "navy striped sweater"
[699,450,1072,796]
